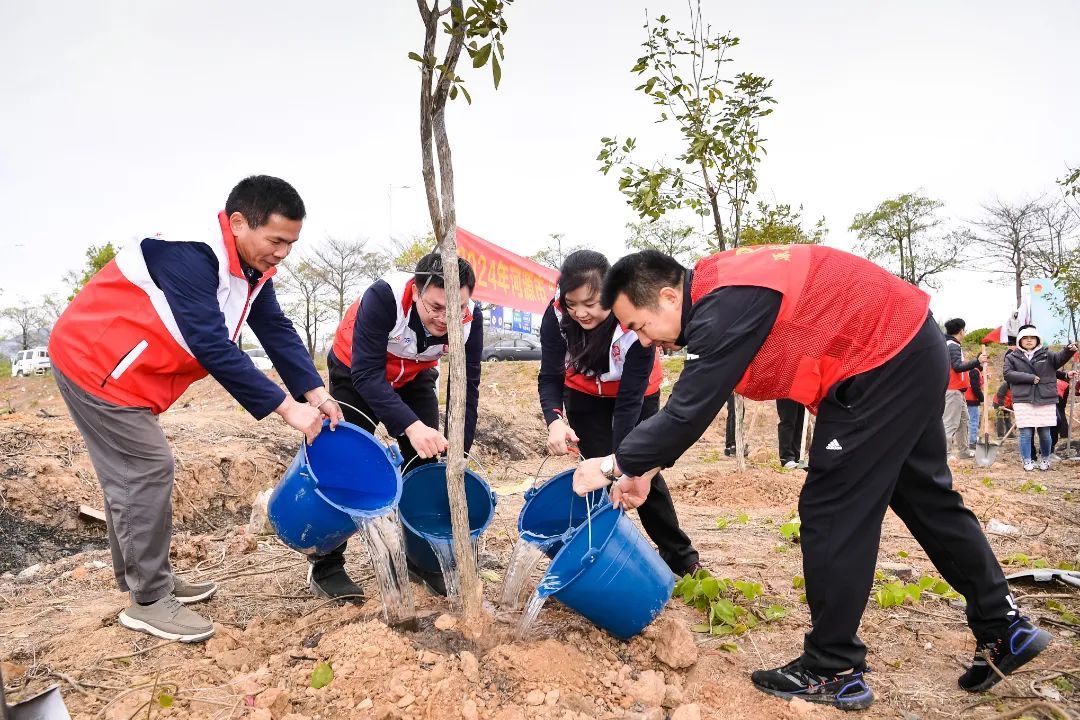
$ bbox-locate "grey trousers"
[55,368,175,603]
[942,389,970,457]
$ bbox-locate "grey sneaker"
[118,596,214,642]
[1038,459,1050,471]
[173,576,218,605]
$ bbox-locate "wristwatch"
[600,454,618,481]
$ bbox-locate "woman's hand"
[547,418,579,456]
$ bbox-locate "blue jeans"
[1019,426,1052,463]
[967,405,980,446]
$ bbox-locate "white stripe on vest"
[383,272,474,362]
[113,229,266,357]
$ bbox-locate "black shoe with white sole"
[308,563,366,603]
[751,658,874,711]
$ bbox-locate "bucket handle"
[401,450,487,476]
[385,443,404,467]
[531,445,581,489]
[329,398,378,430]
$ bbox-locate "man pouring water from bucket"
[319,253,483,600]
[573,246,1051,711]
[48,176,344,643]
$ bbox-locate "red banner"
[456,227,558,315]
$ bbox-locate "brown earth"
[1,361,1079,720]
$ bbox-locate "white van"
[12,347,51,377]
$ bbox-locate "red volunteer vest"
[690,245,930,412]
[551,298,664,398]
[49,212,274,415]
[946,338,969,392]
[331,273,474,389]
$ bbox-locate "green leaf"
[734,580,762,601]
[407,51,424,64]
[156,693,174,708]
[764,604,787,621]
[715,517,729,529]
[691,623,711,633]
[897,550,909,559]
[459,85,472,105]
[472,43,492,69]
[492,54,502,89]
[792,575,805,589]
[736,512,750,524]
[711,598,737,625]
[719,642,739,652]
[917,576,936,590]
[700,576,721,600]
[1033,557,1049,569]
[311,662,334,689]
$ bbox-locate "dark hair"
[944,318,966,336]
[414,253,476,293]
[1018,323,1035,333]
[225,175,306,228]
[558,250,618,376]
[601,250,685,310]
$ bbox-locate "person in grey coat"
[1003,326,1076,470]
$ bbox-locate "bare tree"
[529,233,584,269]
[278,260,332,359]
[625,220,703,265]
[1028,198,1080,279]
[1,301,47,350]
[967,197,1045,305]
[309,237,376,322]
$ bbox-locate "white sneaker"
[1038,460,1050,471]
[782,460,798,469]
[1023,462,1035,472]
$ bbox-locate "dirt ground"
[1,361,1079,720]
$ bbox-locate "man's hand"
[1033,376,1041,384]
[404,421,448,459]
[304,389,342,431]
[978,351,989,365]
[547,418,580,456]
[1067,342,1078,353]
[275,396,324,445]
[573,457,611,495]
[612,475,652,510]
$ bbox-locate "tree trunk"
[416,0,482,627]
[733,394,746,471]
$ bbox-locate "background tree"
[388,234,435,272]
[597,1,776,251]
[1061,166,1079,199]
[624,220,702,265]
[278,259,331,359]
[740,201,827,247]
[308,237,377,322]
[1028,198,1080,279]
[1,301,47,350]
[966,196,1045,305]
[411,0,513,626]
[64,242,117,300]
[529,233,584,269]
[849,192,965,290]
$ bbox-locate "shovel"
[0,663,71,720]
[975,368,1001,467]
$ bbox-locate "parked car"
[482,336,542,362]
[12,347,51,376]
[244,347,274,372]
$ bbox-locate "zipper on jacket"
[102,341,148,387]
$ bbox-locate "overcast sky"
[1,0,1077,330]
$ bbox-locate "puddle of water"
[355,511,415,626]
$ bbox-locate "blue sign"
[491,305,505,330]
[511,309,532,334]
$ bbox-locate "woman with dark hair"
[537,249,700,576]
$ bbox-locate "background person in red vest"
[572,247,1049,710]
[321,253,483,599]
[49,175,342,643]
[943,318,987,460]
[539,250,700,576]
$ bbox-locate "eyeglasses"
[418,291,469,320]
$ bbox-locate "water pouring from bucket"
[267,414,415,624]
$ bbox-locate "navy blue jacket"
[142,239,324,418]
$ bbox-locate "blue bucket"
[518,469,607,557]
[398,462,497,574]
[538,502,674,639]
[268,421,403,555]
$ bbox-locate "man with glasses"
[315,252,483,599]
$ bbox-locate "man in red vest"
[574,246,1048,710]
[49,176,343,643]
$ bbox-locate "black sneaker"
[308,561,365,603]
[751,658,874,711]
[406,559,448,597]
[958,618,1051,692]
